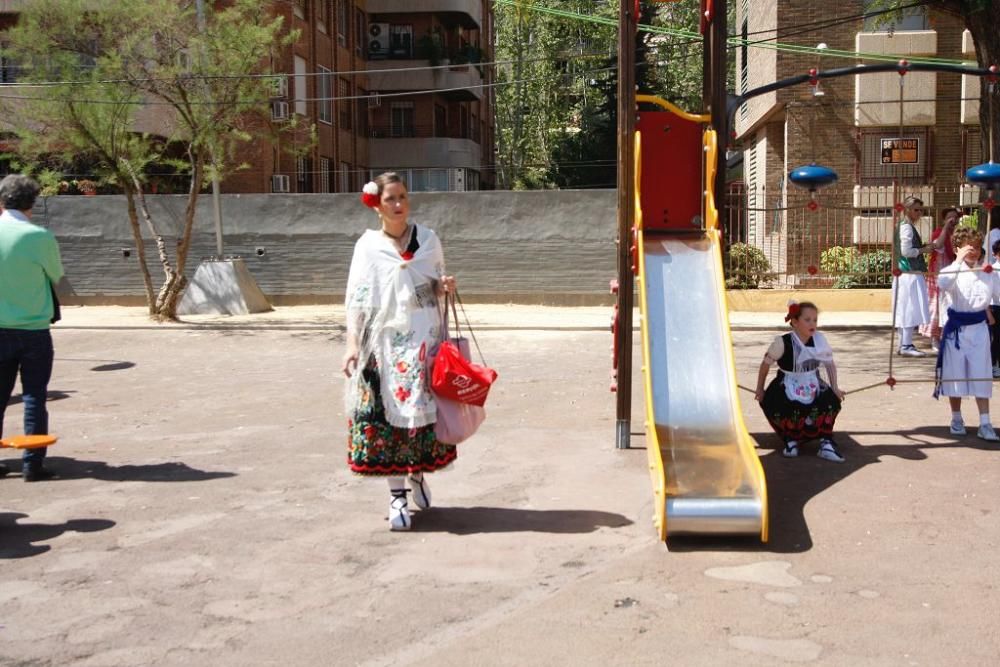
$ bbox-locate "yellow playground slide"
[634,128,769,542]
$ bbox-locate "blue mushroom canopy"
[966,162,1000,187]
[788,164,839,190]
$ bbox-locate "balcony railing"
[369,124,479,142]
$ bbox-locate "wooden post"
[615,0,637,449]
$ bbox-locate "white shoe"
[409,472,431,510]
[817,439,845,463]
[898,345,926,357]
[977,424,1000,442]
[782,441,799,458]
[950,419,966,436]
[388,491,411,531]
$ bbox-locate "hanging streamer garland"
[360,181,380,208]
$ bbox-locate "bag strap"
[453,289,488,367]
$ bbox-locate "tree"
[869,1,1000,166]
[493,1,706,189]
[2,0,299,321]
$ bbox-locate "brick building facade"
[734,1,982,284]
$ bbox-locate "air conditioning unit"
[271,100,289,121]
[369,22,389,59]
[269,75,288,99]
[271,174,291,193]
[369,91,381,108]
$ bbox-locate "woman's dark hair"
[0,174,41,211]
[373,171,406,195]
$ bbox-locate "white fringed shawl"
[344,225,445,428]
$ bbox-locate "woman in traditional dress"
[341,172,456,531]
[893,196,932,356]
[754,301,847,462]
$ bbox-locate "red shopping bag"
[430,292,497,407]
[431,340,497,406]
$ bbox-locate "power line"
[0,66,618,106]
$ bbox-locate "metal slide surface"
[639,232,767,540]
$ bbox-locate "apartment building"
[0,0,495,194]
[233,0,494,194]
[734,1,983,282]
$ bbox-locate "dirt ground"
[2,309,999,666]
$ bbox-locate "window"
[857,127,931,185]
[320,157,331,193]
[390,25,413,58]
[318,66,333,124]
[0,45,20,84]
[297,156,314,193]
[390,102,415,137]
[338,78,353,129]
[337,1,349,47]
[293,0,306,19]
[338,162,351,193]
[434,105,447,137]
[863,2,928,32]
[963,127,982,175]
[317,0,327,33]
[294,55,308,116]
[459,105,470,140]
[355,9,366,57]
[357,88,369,136]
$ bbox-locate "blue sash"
[933,308,988,398]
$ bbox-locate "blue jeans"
[0,329,54,468]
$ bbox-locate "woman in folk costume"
[341,172,457,531]
[754,301,847,463]
[893,195,932,357]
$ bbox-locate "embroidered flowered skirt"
[348,364,456,476]
[760,377,841,442]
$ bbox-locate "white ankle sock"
[900,328,914,346]
[952,411,963,422]
[980,413,990,426]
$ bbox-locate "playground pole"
[707,0,728,223]
[614,0,637,450]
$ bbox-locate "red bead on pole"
[892,268,902,277]
[985,264,994,274]
[898,59,909,75]
[807,265,818,275]
[985,198,996,211]
[989,64,999,84]
[886,376,897,388]
[807,200,819,211]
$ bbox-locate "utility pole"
[614,0,637,450]
[707,0,728,223]
[195,0,225,258]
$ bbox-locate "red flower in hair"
[361,181,380,208]
[784,303,801,322]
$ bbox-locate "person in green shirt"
[0,174,65,481]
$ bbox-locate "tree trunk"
[121,158,181,321]
[122,184,156,315]
[154,152,205,321]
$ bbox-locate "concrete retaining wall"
[34,191,618,305]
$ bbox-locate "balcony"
[366,0,481,29]
[368,59,482,101]
[368,124,480,169]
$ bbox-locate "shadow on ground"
[413,506,633,535]
[0,512,115,559]
[0,457,236,483]
[668,427,988,554]
[7,389,76,405]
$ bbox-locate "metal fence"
[722,181,993,289]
